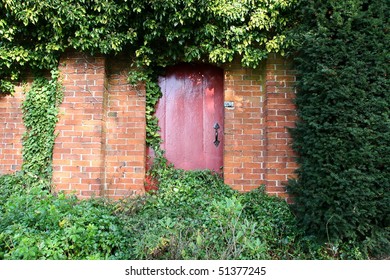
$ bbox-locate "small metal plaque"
[224,101,234,108]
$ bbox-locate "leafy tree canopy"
[0,0,297,93]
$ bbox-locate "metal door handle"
[213,123,220,147]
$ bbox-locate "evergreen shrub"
[288,0,390,257]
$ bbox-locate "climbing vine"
[21,70,63,187]
[128,68,163,150]
[0,0,297,93]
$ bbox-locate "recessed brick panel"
[264,53,298,202]
[51,52,146,199]
[222,54,297,200]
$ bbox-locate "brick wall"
[0,51,296,201]
[52,52,107,197]
[0,86,26,175]
[223,54,297,200]
[103,56,146,199]
[223,61,266,191]
[52,52,146,199]
[264,53,298,202]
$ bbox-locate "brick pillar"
[223,60,266,191]
[264,53,298,202]
[53,52,106,197]
[103,57,146,199]
[0,87,26,174]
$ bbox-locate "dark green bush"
[288,0,390,258]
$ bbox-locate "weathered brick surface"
[264,53,298,202]
[0,87,26,175]
[223,54,297,200]
[52,52,146,199]
[223,60,266,191]
[52,52,106,198]
[103,56,146,199]
[1,52,296,201]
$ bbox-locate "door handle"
[213,123,220,147]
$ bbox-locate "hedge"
[288,0,390,257]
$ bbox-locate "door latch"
[213,123,220,147]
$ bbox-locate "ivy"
[144,78,164,149]
[128,68,163,150]
[0,0,297,93]
[21,70,63,187]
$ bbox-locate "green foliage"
[120,155,304,259]
[0,176,129,260]
[129,69,164,148]
[240,187,302,259]
[0,174,25,214]
[0,164,368,260]
[288,0,390,258]
[144,77,164,148]
[129,0,297,68]
[0,0,297,93]
[21,70,63,186]
[0,0,136,92]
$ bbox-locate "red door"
[153,64,224,172]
